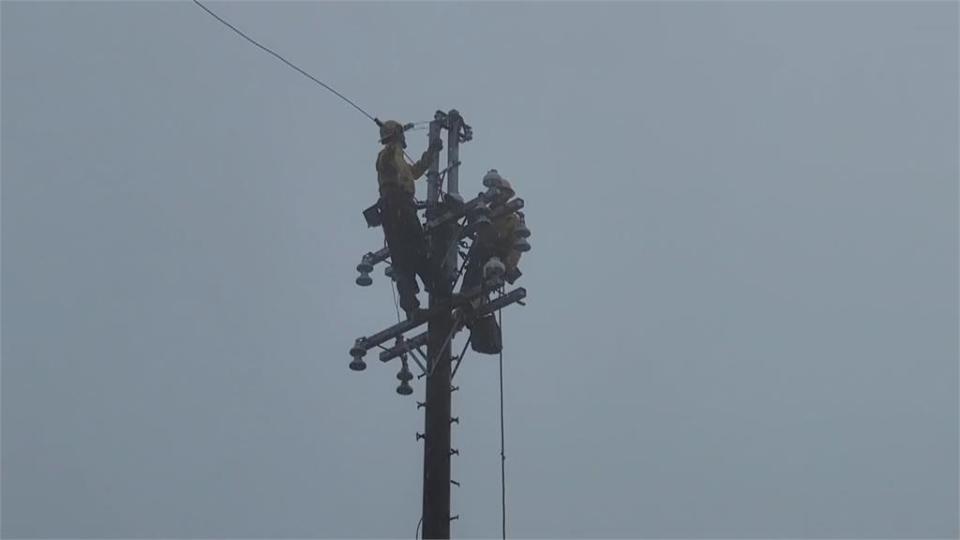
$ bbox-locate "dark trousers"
[380,188,431,314]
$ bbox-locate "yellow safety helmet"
[379,120,405,144]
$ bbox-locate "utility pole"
[349,109,528,540]
[420,110,464,539]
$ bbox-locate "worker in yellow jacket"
[376,120,442,318]
[460,175,525,354]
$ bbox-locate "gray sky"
[2,1,957,538]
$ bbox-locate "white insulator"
[483,257,505,279]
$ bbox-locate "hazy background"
[2,1,957,538]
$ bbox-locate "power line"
[191,0,379,126]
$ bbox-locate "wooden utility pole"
[420,110,464,539]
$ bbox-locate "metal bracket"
[410,348,428,373]
[431,110,472,144]
[380,332,428,363]
[439,160,462,179]
[350,278,515,357]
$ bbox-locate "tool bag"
[362,201,382,228]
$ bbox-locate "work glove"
[429,136,443,153]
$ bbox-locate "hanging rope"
[385,240,402,324]
[498,290,507,540]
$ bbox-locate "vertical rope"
[498,294,507,540]
[387,240,402,324]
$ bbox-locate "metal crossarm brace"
[349,276,505,357]
[379,332,428,362]
[374,287,527,364]
[471,287,527,318]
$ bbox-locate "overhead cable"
[192,0,379,126]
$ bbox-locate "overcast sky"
[2,1,957,538]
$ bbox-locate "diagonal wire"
[450,333,472,380]
[194,2,425,164]
[192,0,378,125]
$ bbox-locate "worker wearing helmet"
[376,120,442,318]
[460,175,525,354]
[471,177,523,281]
[501,210,527,282]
